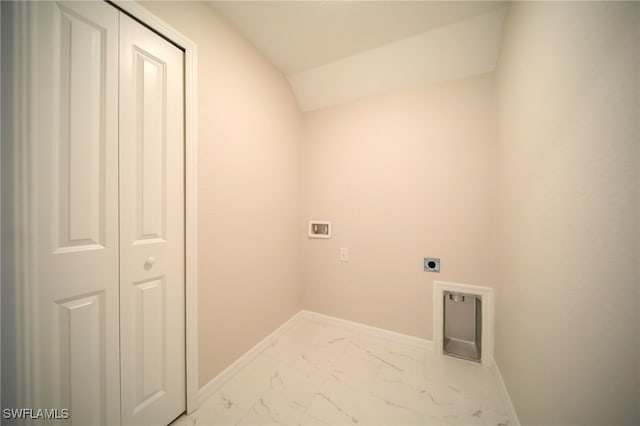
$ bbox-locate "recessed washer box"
[308,220,331,239]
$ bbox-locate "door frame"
[0,0,200,415]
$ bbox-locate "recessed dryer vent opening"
[443,291,482,362]
[433,281,494,366]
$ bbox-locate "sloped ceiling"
[207,1,507,110]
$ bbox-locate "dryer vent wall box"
[443,291,482,363]
[308,221,331,239]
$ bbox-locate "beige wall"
[495,2,639,425]
[301,74,496,339]
[142,1,303,387]
[140,6,640,422]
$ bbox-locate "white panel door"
[118,13,186,426]
[32,2,121,424]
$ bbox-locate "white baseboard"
[490,360,521,426]
[298,310,433,351]
[196,310,305,406]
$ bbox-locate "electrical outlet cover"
[424,257,440,272]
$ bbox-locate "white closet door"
[118,13,186,426]
[32,1,121,424]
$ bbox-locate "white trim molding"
[300,310,432,351]
[1,0,40,411]
[433,281,494,366]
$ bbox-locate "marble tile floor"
[172,316,511,426]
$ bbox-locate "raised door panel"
[32,2,120,425]
[55,7,107,251]
[119,12,185,426]
[134,50,166,243]
[133,278,166,410]
[54,293,106,425]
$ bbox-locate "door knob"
[144,257,156,270]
